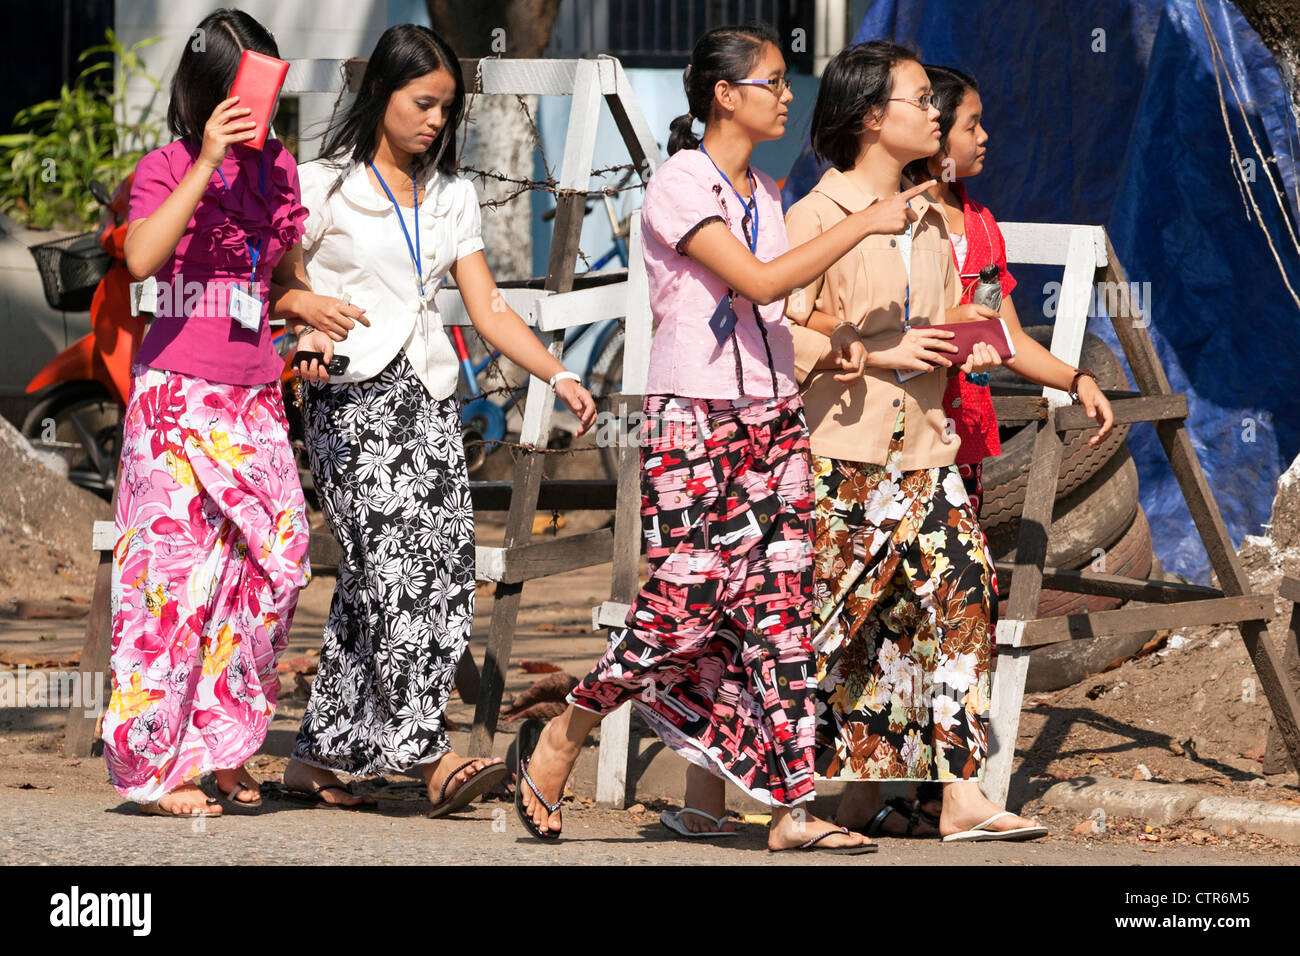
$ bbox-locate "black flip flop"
[770,825,879,855]
[514,719,562,841]
[426,760,509,819]
[864,796,939,838]
[280,782,376,810]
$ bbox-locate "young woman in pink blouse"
[105,10,311,816]
[516,24,929,852]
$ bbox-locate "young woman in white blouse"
[272,24,595,814]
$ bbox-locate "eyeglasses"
[733,76,793,95]
[889,93,938,111]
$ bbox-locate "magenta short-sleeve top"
[129,138,308,386]
[639,148,797,400]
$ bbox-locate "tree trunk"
[427,1,562,281]
[1233,0,1300,121]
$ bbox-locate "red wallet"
[228,50,290,150]
[896,317,1016,382]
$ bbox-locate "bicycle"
[454,171,634,476]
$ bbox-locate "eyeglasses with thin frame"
[733,76,793,95]
[889,93,938,111]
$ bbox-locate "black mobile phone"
[292,351,350,375]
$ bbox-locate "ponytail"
[666,23,780,156]
[667,111,699,155]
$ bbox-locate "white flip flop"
[942,810,1049,843]
[660,808,740,838]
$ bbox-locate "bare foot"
[153,783,221,816]
[939,780,1040,837]
[422,751,505,805]
[675,762,736,834]
[519,714,586,837]
[768,806,871,851]
[214,765,261,804]
[283,758,372,807]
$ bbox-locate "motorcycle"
[23,178,311,502]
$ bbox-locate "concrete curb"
[1041,777,1300,844]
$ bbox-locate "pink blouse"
[640,148,797,400]
[129,138,308,386]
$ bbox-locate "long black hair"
[319,23,464,178]
[167,8,279,142]
[904,65,980,184]
[810,41,920,170]
[667,23,781,155]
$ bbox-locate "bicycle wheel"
[586,320,625,479]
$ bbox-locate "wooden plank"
[534,281,629,332]
[468,60,604,757]
[986,407,1064,806]
[479,58,620,96]
[1001,222,1107,268]
[1263,601,1300,773]
[993,563,1224,603]
[990,395,1047,424]
[621,214,651,394]
[603,60,665,182]
[596,392,647,807]
[63,548,111,756]
[1280,576,1300,605]
[476,529,613,584]
[91,520,115,552]
[1044,229,1098,406]
[470,479,618,512]
[593,600,634,630]
[1008,594,1277,648]
[1054,393,1188,431]
[434,286,548,328]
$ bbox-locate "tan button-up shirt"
[786,168,962,470]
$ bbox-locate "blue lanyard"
[699,144,759,254]
[367,162,424,297]
[215,158,266,285]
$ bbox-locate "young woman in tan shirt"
[786,41,1047,842]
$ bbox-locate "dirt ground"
[2,506,1299,862]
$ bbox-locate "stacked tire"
[979,327,1156,691]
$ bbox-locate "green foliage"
[0,29,163,230]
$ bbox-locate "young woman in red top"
[910,65,1115,515]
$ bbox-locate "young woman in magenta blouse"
[106,10,310,816]
[516,24,928,852]
[270,24,597,813]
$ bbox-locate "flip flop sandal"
[219,780,263,812]
[941,811,1049,843]
[863,797,938,838]
[514,718,562,841]
[660,808,741,838]
[770,825,879,855]
[139,796,221,817]
[426,760,509,819]
[280,782,376,810]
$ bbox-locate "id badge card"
[708,292,739,345]
[229,282,264,331]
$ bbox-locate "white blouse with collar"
[298,159,484,398]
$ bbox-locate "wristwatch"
[1069,368,1097,404]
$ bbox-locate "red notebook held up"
[895,317,1017,382]
[228,50,290,150]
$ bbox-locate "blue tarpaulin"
[784,0,1300,583]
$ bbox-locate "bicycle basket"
[29,231,112,311]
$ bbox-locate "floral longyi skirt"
[811,408,996,781]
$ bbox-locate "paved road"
[0,788,1282,866]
